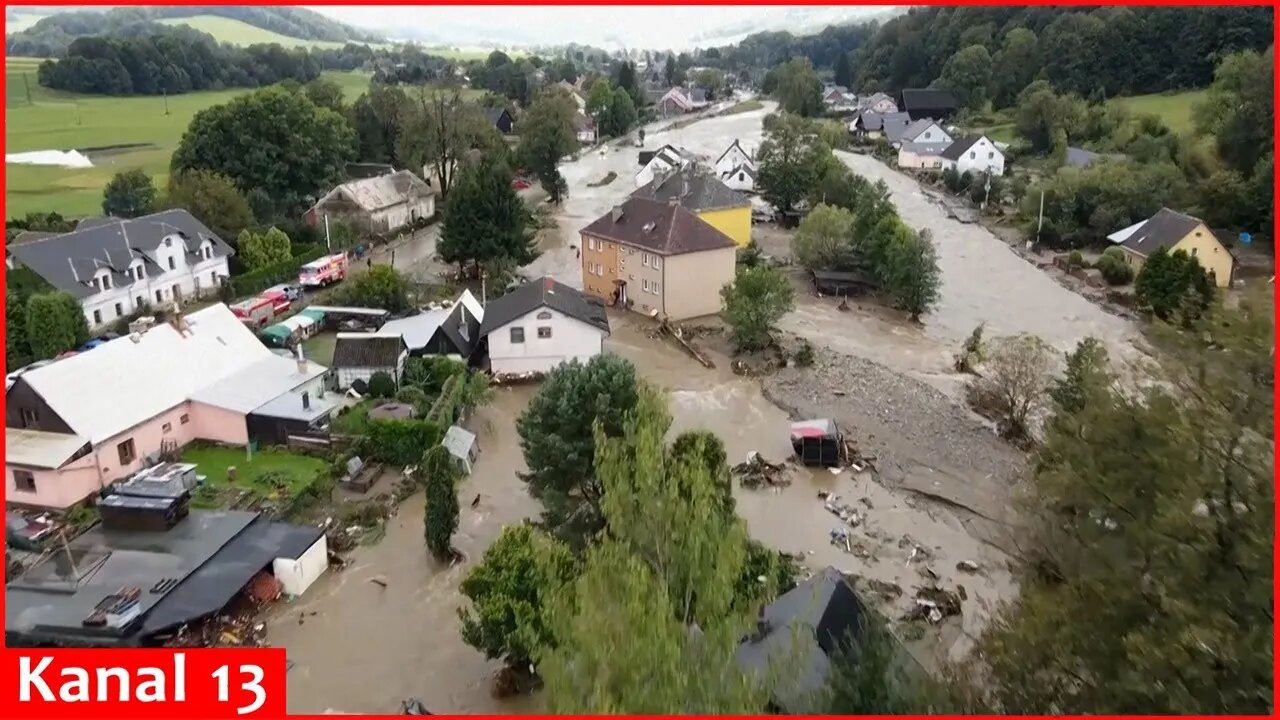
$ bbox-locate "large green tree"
[336,265,410,313]
[516,354,640,549]
[720,266,795,352]
[1193,47,1273,178]
[769,58,823,117]
[538,388,770,713]
[458,523,578,673]
[396,89,506,199]
[972,294,1273,714]
[349,82,410,166]
[1133,247,1213,323]
[518,89,579,204]
[938,44,993,111]
[6,293,32,371]
[792,203,857,271]
[990,27,1040,108]
[884,227,941,322]
[1015,81,1086,153]
[102,169,157,219]
[163,170,255,242]
[756,113,829,215]
[171,86,355,215]
[439,157,537,274]
[422,445,460,559]
[236,226,291,270]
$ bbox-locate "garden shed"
[441,425,478,475]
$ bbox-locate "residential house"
[305,170,436,236]
[939,135,1006,177]
[721,163,757,192]
[4,304,331,511]
[486,107,516,135]
[822,85,855,108]
[478,277,610,375]
[631,164,753,247]
[687,87,710,109]
[899,88,958,120]
[737,567,922,714]
[900,118,952,145]
[573,113,598,145]
[850,111,910,140]
[579,196,737,321]
[656,86,695,116]
[635,144,690,187]
[897,141,951,170]
[857,92,898,114]
[7,209,233,330]
[714,139,755,176]
[331,333,409,390]
[187,348,332,447]
[377,290,484,361]
[1106,207,1234,287]
[555,80,587,112]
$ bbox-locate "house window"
[642,279,650,292]
[969,151,976,159]
[988,151,995,159]
[172,284,180,300]
[180,413,190,425]
[537,326,553,339]
[117,438,136,465]
[12,469,36,493]
[20,408,38,426]
[136,266,146,281]
[510,327,525,344]
[203,246,213,260]
[162,422,172,433]
[101,275,112,289]
[1191,247,1198,256]
[114,302,123,317]
[164,237,173,248]
[93,309,102,325]
[156,289,164,303]
[167,257,176,270]
[211,271,218,286]
[651,282,661,295]
[135,295,145,309]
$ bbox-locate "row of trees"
[36,30,321,96]
[852,6,1271,108]
[757,113,941,320]
[6,289,90,371]
[448,355,797,706]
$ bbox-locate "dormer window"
[164,237,173,248]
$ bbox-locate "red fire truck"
[230,296,276,328]
[298,253,349,288]
[259,287,294,318]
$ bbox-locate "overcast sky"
[307,5,883,50]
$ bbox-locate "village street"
[271,101,1157,713]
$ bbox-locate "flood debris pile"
[655,319,715,368]
[732,451,793,488]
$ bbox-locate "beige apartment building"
[580,197,737,321]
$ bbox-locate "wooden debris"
[733,451,791,488]
[657,320,714,368]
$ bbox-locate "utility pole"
[22,73,32,105]
[982,173,991,210]
[75,99,82,126]
[1032,189,1045,251]
[324,213,332,252]
[162,89,170,116]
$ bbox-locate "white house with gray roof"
[7,209,234,330]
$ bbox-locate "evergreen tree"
[720,266,796,352]
[440,158,537,275]
[833,51,853,89]
[102,169,157,218]
[422,445,460,559]
[25,292,89,360]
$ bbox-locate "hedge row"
[364,417,444,467]
[228,244,327,297]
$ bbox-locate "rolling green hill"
[156,16,385,50]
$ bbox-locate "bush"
[366,371,396,398]
[1068,250,1085,268]
[1096,254,1134,285]
[1102,246,1126,260]
[365,418,444,466]
[395,385,429,409]
[794,341,815,367]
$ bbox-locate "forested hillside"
[6,6,382,57]
[851,6,1272,106]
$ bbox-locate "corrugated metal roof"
[313,170,434,215]
[20,304,272,444]
[6,428,90,469]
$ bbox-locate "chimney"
[458,303,469,342]
[301,391,311,410]
[295,345,307,374]
[610,206,624,223]
[545,277,555,294]
[169,302,187,335]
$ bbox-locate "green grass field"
[1107,89,1207,134]
[182,444,328,509]
[5,62,374,218]
[157,15,389,50]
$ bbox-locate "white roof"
[378,307,451,350]
[280,315,317,332]
[300,254,347,270]
[441,425,477,461]
[455,289,484,324]
[20,304,272,444]
[1107,219,1147,244]
[6,428,89,469]
[188,355,328,414]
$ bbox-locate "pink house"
[5,304,331,511]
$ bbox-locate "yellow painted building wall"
[695,206,752,248]
[1172,224,1234,288]
[580,234,620,302]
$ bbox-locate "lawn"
[301,332,338,367]
[1107,89,1207,135]
[181,444,328,509]
[4,63,373,218]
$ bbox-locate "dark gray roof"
[899,141,951,156]
[581,197,738,256]
[7,209,234,300]
[331,334,407,368]
[901,118,943,142]
[484,107,512,127]
[479,277,610,337]
[9,230,56,246]
[940,135,987,161]
[689,88,709,104]
[859,111,910,132]
[900,88,956,113]
[431,300,482,357]
[631,165,749,211]
[1118,207,1207,257]
[1065,146,1125,169]
[736,567,866,713]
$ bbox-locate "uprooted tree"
[964,333,1054,443]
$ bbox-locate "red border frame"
[1,1,1276,718]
